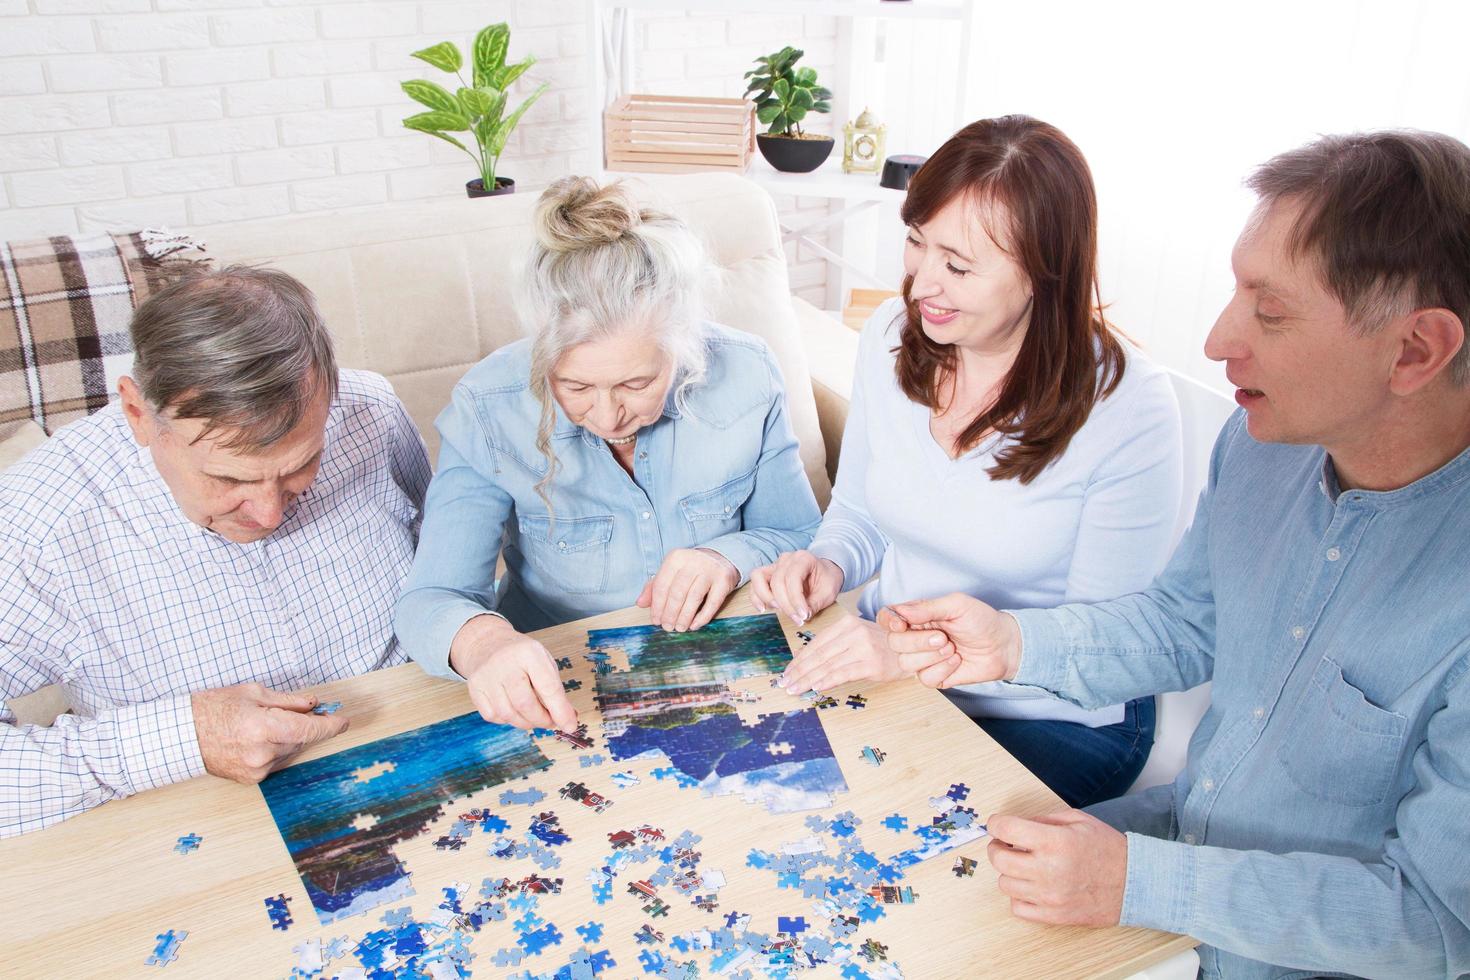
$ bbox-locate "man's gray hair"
[518,176,711,503]
[128,265,338,449]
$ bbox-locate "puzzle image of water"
[259,712,552,925]
[588,614,849,813]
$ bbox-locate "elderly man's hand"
[450,614,577,731]
[986,810,1129,927]
[879,592,1023,688]
[192,683,349,784]
[638,548,740,633]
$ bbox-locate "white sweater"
[810,298,1183,726]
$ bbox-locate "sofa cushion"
[0,231,205,441]
[0,419,46,472]
[189,173,832,506]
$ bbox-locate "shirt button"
[1183,833,1196,845]
[1201,778,1214,791]
[638,451,648,460]
[1326,547,1341,561]
[723,505,732,514]
[558,541,567,550]
[641,511,651,520]
[1253,706,1265,719]
[1291,626,1305,640]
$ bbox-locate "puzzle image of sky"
[258,712,551,925]
[588,613,848,814]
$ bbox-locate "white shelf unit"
[586,0,976,309]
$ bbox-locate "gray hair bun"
[534,176,649,253]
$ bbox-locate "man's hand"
[878,593,1023,688]
[450,614,577,731]
[637,548,739,633]
[192,683,349,784]
[749,550,844,626]
[781,613,905,695]
[985,810,1129,927]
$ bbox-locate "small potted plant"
[744,46,834,173]
[401,22,549,198]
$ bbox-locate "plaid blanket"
[0,230,207,439]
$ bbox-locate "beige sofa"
[3,171,859,724]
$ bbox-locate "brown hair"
[895,115,1125,484]
[1248,129,1470,386]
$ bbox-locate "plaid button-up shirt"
[0,369,430,837]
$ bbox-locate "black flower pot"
[466,176,516,198]
[756,134,835,174]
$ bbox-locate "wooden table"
[2,590,1195,978]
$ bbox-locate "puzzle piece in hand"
[312,700,342,715]
[173,833,202,855]
[264,894,293,931]
[145,929,187,968]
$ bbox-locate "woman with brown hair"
[751,116,1183,806]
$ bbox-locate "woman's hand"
[638,548,740,632]
[879,593,1022,688]
[749,550,844,626]
[449,614,577,730]
[780,613,905,695]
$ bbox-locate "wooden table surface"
[2,589,1194,978]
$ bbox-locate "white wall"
[0,0,600,239]
[964,0,1470,391]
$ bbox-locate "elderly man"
[0,266,430,836]
[882,130,1470,978]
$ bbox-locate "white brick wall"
[1,1,845,309]
[1,0,599,235]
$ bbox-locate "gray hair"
[128,264,339,449]
[518,176,711,503]
[1248,129,1470,386]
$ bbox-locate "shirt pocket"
[678,470,756,539]
[516,514,614,595]
[1274,657,1408,808]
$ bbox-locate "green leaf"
[795,66,817,86]
[756,103,781,124]
[792,87,814,110]
[492,53,535,89]
[401,79,459,114]
[402,117,468,152]
[456,86,496,118]
[404,108,471,132]
[772,77,790,101]
[788,105,808,122]
[472,22,510,88]
[410,41,462,74]
[813,100,832,113]
[768,114,789,135]
[486,81,548,158]
[478,86,507,124]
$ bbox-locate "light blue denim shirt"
[396,322,822,678]
[1009,410,1470,979]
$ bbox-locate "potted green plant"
[401,22,550,198]
[744,46,834,173]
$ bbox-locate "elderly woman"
[396,176,821,730]
[752,116,1183,808]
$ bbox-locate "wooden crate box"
[604,94,755,174]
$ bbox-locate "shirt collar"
[1317,441,1470,507]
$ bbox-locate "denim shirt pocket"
[1275,657,1408,808]
[678,470,756,538]
[516,514,614,595]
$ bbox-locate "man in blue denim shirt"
[884,130,1470,978]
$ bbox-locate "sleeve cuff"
[113,693,206,794]
[698,533,767,587]
[410,599,510,681]
[1120,831,1197,936]
[1006,608,1073,691]
[807,538,858,592]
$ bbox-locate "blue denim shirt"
[396,323,822,678]
[1011,411,1470,979]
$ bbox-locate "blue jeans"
[974,697,1155,809]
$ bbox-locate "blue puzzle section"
[145,929,186,967]
[264,893,293,931]
[173,833,201,855]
